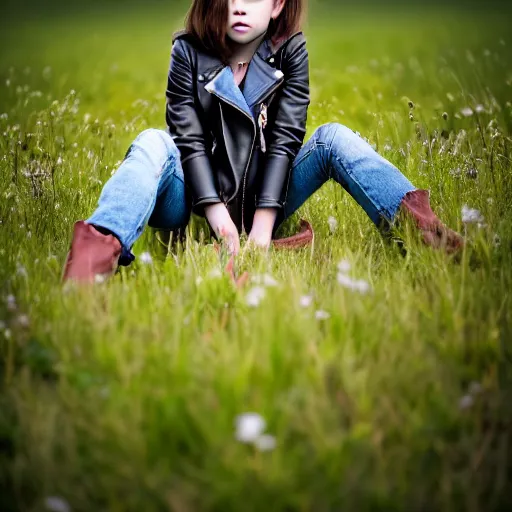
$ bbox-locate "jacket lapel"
[204,66,253,119]
[204,35,291,121]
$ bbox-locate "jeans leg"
[275,122,416,233]
[87,128,190,264]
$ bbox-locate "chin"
[227,30,254,44]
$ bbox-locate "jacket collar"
[204,32,300,121]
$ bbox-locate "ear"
[271,0,286,19]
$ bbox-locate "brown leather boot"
[396,189,464,255]
[272,219,314,249]
[62,221,122,283]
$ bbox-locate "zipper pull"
[258,103,268,153]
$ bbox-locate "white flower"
[139,251,153,265]
[254,434,277,452]
[475,104,485,113]
[6,294,17,311]
[353,279,371,294]
[299,294,313,308]
[208,268,222,278]
[327,216,338,233]
[235,413,266,443]
[195,276,203,286]
[337,259,351,273]
[493,233,501,247]
[16,314,30,328]
[251,273,278,287]
[461,205,484,224]
[246,286,266,307]
[468,381,483,395]
[337,273,371,294]
[44,496,70,512]
[315,310,330,320]
[461,107,474,117]
[94,274,106,284]
[459,394,474,410]
[16,264,28,277]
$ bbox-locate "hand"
[204,203,240,255]
[247,208,278,251]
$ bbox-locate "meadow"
[1,1,511,510]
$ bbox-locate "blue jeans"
[87,122,416,264]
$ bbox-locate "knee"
[315,122,358,145]
[135,128,180,158]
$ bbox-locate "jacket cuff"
[183,154,221,208]
[256,154,291,209]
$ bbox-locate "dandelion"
[254,434,277,452]
[337,259,351,273]
[208,268,222,279]
[44,496,70,512]
[461,107,474,117]
[16,314,30,328]
[315,310,330,320]
[6,294,16,312]
[16,264,28,278]
[94,274,106,284]
[337,273,371,294]
[461,205,484,224]
[299,294,313,308]
[449,167,462,178]
[3,328,12,340]
[235,413,266,443]
[246,286,266,307]
[459,394,474,410]
[468,381,483,395]
[139,251,153,265]
[475,104,485,113]
[327,216,338,233]
[251,273,279,287]
[195,276,203,286]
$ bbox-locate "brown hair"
[178,0,307,64]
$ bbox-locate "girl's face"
[227,0,285,45]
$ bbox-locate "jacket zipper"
[208,91,255,232]
[209,76,284,233]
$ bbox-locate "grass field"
[1,1,511,510]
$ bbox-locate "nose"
[231,0,246,14]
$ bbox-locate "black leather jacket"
[166,29,310,234]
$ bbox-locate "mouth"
[232,22,250,29]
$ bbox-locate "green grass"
[1,1,512,510]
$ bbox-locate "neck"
[227,31,267,70]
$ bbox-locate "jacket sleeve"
[165,38,222,211]
[256,34,310,209]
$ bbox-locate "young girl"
[63,0,463,283]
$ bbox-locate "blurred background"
[0,0,510,133]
